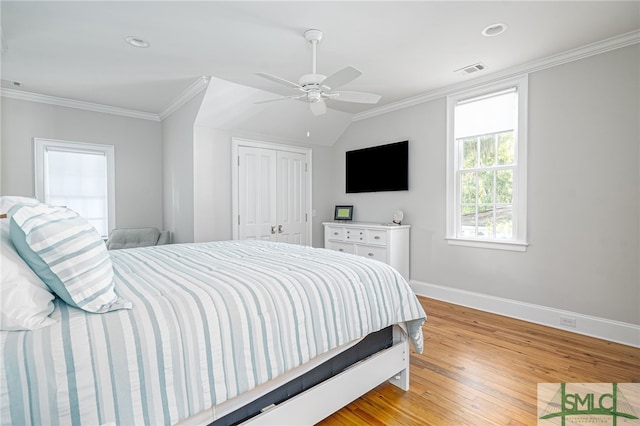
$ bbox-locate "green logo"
[539,383,639,425]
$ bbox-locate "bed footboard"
[388,324,410,391]
[241,337,410,425]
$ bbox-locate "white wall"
[1,97,163,230]
[331,45,640,325]
[161,91,206,244]
[193,125,232,242]
[309,145,336,245]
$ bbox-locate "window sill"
[446,237,528,252]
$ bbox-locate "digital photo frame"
[334,205,353,221]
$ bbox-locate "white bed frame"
[242,326,409,425]
[178,326,410,426]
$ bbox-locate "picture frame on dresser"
[334,205,353,221]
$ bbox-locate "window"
[35,139,115,238]
[446,75,528,251]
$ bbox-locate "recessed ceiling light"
[125,36,150,48]
[482,23,507,37]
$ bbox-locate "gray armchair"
[106,227,172,250]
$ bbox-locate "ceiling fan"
[255,29,381,116]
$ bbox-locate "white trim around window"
[34,138,116,237]
[446,75,528,251]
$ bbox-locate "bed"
[1,201,426,426]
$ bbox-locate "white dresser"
[323,222,410,280]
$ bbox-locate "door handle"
[271,225,276,234]
[278,225,283,233]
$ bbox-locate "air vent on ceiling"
[455,62,486,75]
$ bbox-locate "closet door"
[277,150,307,245]
[238,146,277,241]
[234,140,311,245]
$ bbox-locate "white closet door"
[238,146,277,241]
[276,151,307,245]
[233,139,311,246]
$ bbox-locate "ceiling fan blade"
[330,91,381,104]
[255,72,301,89]
[309,100,327,116]
[255,94,305,104]
[321,66,362,90]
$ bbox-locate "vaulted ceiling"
[2,1,638,116]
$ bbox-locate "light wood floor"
[318,296,640,425]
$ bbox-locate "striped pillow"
[9,203,131,313]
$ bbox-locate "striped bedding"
[1,240,426,426]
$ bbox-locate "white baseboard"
[411,280,640,348]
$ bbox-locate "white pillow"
[1,215,57,331]
[0,195,40,214]
[10,203,131,313]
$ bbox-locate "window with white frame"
[35,139,115,238]
[446,75,528,251]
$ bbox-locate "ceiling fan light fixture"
[482,23,507,37]
[254,29,381,116]
[125,36,150,48]
[308,91,322,102]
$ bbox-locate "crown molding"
[353,30,640,122]
[0,75,211,122]
[159,76,211,120]
[0,88,160,121]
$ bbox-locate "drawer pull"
[333,232,339,235]
[368,253,374,257]
[374,236,380,240]
[338,249,344,252]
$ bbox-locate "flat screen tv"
[346,141,408,193]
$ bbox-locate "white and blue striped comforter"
[1,240,426,426]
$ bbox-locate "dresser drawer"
[366,229,387,245]
[356,245,387,262]
[327,241,356,254]
[326,226,345,241]
[344,228,365,242]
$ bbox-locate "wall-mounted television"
[346,141,409,193]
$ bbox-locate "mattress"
[1,240,426,425]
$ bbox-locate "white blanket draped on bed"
[1,240,426,426]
